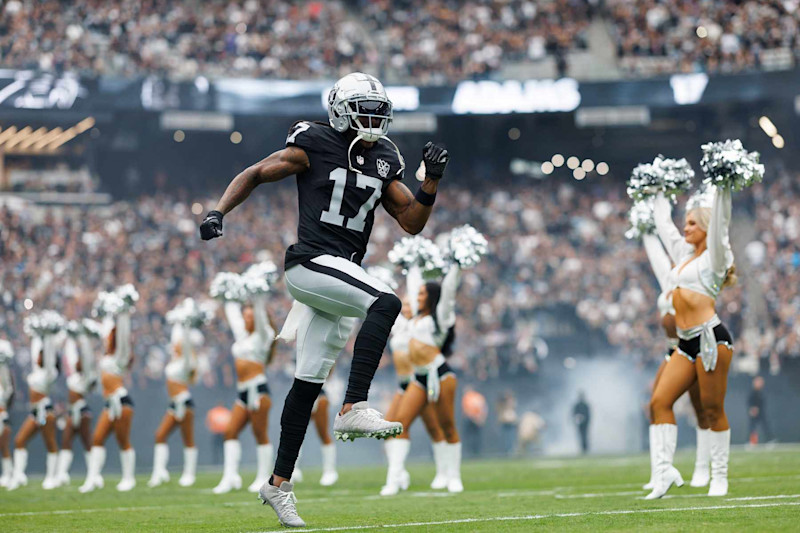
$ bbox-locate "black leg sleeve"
[273,378,324,481]
[343,293,401,406]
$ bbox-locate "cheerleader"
[80,289,136,493]
[641,234,711,491]
[647,185,736,498]
[213,293,277,494]
[148,322,203,488]
[0,340,14,488]
[8,316,62,490]
[387,264,463,494]
[382,279,447,496]
[57,321,100,487]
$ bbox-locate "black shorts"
[318,388,326,398]
[678,323,733,360]
[237,382,270,405]
[415,362,455,390]
[169,398,195,411]
[30,403,54,419]
[105,395,135,410]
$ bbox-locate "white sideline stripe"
[726,494,800,501]
[556,490,643,499]
[252,502,800,533]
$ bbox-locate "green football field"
[2,445,799,532]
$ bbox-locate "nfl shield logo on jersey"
[356,155,365,166]
[377,159,390,178]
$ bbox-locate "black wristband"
[414,187,436,206]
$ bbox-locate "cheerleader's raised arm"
[114,311,132,370]
[707,187,734,282]
[653,193,694,264]
[435,264,461,332]
[643,234,672,293]
[224,301,248,342]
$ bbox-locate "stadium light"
[508,128,521,141]
[191,202,204,215]
[596,162,610,175]
[567,156,580,169]
[174,130,186,143]
[758,116,777,138]
[772,135,785,149]
[230,131,243,144]
[24,299,33,310]
[2,126,33,150]
[31,128,64,150]
[573,168,586,180]
[581,159,595,172]
[541,161,554,175]
[551,154,565,167]
[16,127,49,150]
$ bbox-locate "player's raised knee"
[370,292,401,318]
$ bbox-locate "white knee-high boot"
[708,429,730,496]
[292,448,304,483]
[319,443,338,486]
[79,446,106,493]
[56,450,73,486]
[248,444,274,492]
[380,438,410,496]
[430,441,448,490]
[0,456,12,488]
[446,442,463,493]
[645,424,684,499]
[148,443,170,487]
[179,447,198,487]
[42,452,60,489]
[117,448,136,492]
[644,425,656,490]
[213,440,242,494]
[690,428,712,487]
[6,449,28,491]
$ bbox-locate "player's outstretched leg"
[258,378,322,528]
[334,293,403,441]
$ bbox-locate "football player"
[200,72,449,527]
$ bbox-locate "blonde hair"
[688,207,737,289]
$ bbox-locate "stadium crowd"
[4,171,776,399]
[1,0,795,82]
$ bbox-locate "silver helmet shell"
[327,72,393,143]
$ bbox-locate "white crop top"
[27,333,59,395]
[99,311,131,377]
[0,363,13,406]
[165,324,201,385]
[389,315,411,353]
[408,265,460,350]
[653,188,733,301]
[642,234,675,317]
[225,295,275,365]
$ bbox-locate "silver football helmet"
[327,73,405,175]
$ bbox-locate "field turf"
[2,444,799,532]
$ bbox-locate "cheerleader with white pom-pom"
[8,312,64,491]
[210,268,278,494]
[381,265,447,496]
[628,201,710,492]
[148,299,210,488]
[56,320,101,488]
[646,140,763,499]
[386,227,487,495]
[80,286,138,493]
[0,340,15,488]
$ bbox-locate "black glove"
[199,210,224,240]
[422,141,449,180]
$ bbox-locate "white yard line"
[251,501,800,533]
[726,494,800,501]
[556,490,644,499]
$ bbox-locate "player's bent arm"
[382,178,439,235]
[214,147,310,215]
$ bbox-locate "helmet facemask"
[343,96,392,143]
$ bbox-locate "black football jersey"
[284,121,404,269]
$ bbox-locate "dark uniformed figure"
[573,391,591,454]
[200,72,450,527]
[748,376,772,444]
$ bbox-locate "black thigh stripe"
[303,261,382,297]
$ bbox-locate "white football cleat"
[319,471,338,487]
[334,402,402,441]
[212,474,242,494]
[259,480,306,528]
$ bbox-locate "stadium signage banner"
[3,70,797,115]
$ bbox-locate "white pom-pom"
[700,139,764,192]
[167,297,214,328]
[65,320,82,337]
[81,319,103,339]
[0,339,13,363]
[209,272,247,302]
[242,261,279,296]
[389,236,446,279]
[686,184,716,211]
[116,284,139,309]
[366,266,398,290]
[624,199,656,240]
[92,291,125,318]
[445,224,489,268]
[24,311,65,337]
[627,155,694,202]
